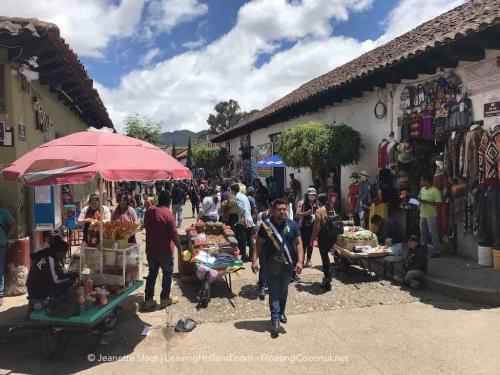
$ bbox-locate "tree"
[275,121,363,172]
[193,146,229,177]
[171,142,177,160]
[124,114,162,145]
[206,99,243,135]
[186,137,193,169]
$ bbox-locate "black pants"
[318,238,334,280]
[300,224,313,260]
[191,201,200,217]
[235,224,255,258]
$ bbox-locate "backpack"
[325,210,344,240]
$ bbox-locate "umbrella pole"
[98,176,104,248]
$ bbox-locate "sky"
[0,0,466,133]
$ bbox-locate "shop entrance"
[273,167,285,197]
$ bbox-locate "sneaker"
[160,296,179,308]
[142,300,158,311]
[258,287,266,300]
[271,322,280,337]
[304,259,312,268]
[280,313,287,324]
[321,278,332,291]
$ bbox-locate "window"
[269,132,281,155]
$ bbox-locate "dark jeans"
[258,256,266,288]
[300,224,313,260]
[265,264,293,324]
[318,240,333,280]
[235,224,255,258]
[201,215,219,222]
[191,201,200,217]
[145,254,174,301]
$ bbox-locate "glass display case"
[79,245,140,286]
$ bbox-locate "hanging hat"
[360,170,370,178]
[307,187,317,196]
[350,172,359,179]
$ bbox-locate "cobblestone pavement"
[137,204,425,326]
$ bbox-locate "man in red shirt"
[143,190,182,311]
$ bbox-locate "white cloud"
[144,0,208,36]
[94,0,465,133]
[140,47,161,66]
[0,0,210,57]
[376,0,466,45]
[182,37,206,49]
[0,0,145,57]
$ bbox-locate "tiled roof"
[214,0,500,141]
[0,17,113,129]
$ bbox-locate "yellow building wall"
[0,47,89,238]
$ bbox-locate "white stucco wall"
[222,49,500,259]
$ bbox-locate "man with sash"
[252,199,304,336]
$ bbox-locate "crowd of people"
[0,171,430,335]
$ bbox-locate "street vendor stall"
[334,225,391,275]
[2,131,191,358]
[184,220,244,308]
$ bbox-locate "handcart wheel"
[41,328,59,360]
[101,308,119,330]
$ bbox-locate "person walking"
[0,204,17,306]
[289,173,301,204]
[252,199,303,336]
[418,174,442,257]
[143,190,181,311]
[171,182,186,229]
[309,193,336,291]
[296,188,318,268]
[233,183,255,260]
[189,182,201,218]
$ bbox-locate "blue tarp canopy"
[252,155,287,168]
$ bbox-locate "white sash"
[266,219,293,265]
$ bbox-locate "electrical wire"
[0,44,23,64]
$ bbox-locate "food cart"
[334,225,391,275]
[2,131,191,358]
[184,221,244,308]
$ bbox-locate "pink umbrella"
[2,131,191,186]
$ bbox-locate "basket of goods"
[223,225,235,237]
[195,220,206,233]
[337,228,378,250]
[102,222,140,248]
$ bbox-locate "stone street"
[1,203,499,374]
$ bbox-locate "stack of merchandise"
[184,221,244,281]
[337,226,379,250]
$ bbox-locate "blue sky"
[1,0,465,131]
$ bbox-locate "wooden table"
[333,244,390,275]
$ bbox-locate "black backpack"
[325,210,344,240]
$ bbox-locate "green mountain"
[160,129,208,146]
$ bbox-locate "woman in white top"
[77,194,111,242]
[199,188,219,222]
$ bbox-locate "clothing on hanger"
[478,125,500,185]
[378,139,389,169]
[461,126,485,187]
